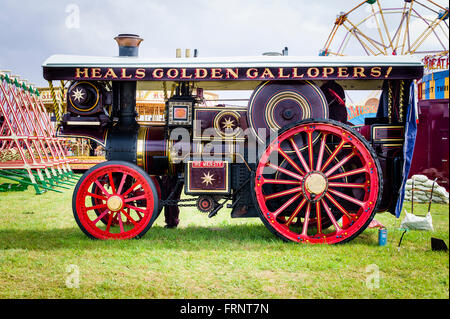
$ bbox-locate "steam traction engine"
[42,34,423,244]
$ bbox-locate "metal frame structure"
[322,0,449,56]
[0,71,78,194]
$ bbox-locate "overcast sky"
[0,0,447,87]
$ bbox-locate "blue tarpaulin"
[394,83,418,218]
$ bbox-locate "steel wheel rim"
[255,122,380,244]
[75,164,155,239]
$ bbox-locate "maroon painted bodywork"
[409,98,449,190]
[138,126,167,175]
[186,161,229,194]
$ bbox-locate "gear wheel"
[196,196,216,213]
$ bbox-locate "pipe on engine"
[99,34,173,174]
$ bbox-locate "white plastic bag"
[400,210,434,231]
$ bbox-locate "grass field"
[0,181,448,299]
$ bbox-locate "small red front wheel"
[72,160,160,239]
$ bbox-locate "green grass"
[0,181,448,299]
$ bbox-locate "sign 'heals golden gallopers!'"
[42,55,423,82]
[43,65,422,81]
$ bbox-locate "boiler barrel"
[106,125,169,175]
[136,126,169,174]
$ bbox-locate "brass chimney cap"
[114,34,143,47]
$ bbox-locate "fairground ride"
[322,0,449,189]
[321,0,448,57]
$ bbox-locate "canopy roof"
[42,54,423,90]
[43,54,422,68]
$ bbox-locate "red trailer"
[410,67,449,190]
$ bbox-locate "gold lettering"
[167,68,179,79]
[278,68,291,79]
[91,68,102,79]
[135,68,146,79]
[104,68,118,79]
[246,68,258,79]
[181,68,193,79]
[353,67,366,78]
[225,68,239,79]
[338,67,349,78]
[292,68,304,78]
[211,68,223,79]
[195,68,208,79]
[370,67,381,78]
[153,69,164,79]
[384,66,393,78]
[75,68,89,79]
[260,68,275,79]
[322,67,334,78]
[121,68,132,79]
[307,67,320,78]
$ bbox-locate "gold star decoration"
[201,171,215,186]
[72,88,85,102]
[222,117,235,130]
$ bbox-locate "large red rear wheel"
[73,161,159,239]
[253,119,382,244]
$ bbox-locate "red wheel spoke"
[328,166,368,181]
[289,138,310,173]
[120,209,137,226]
[324,193,354,220]
[86,192,107,201]
[125,204,147,214]
[108,172,116,194]
[278,147,305,175]
[273,192,302,217]
[266,162,303,181]
[320,199,342,232]
[260,178,301,185]
[301,202,312,236]
[307,131,314,170]
[328,188,364,207]
[117,173,128,195]
[94,180,110,196]
[285,197,307,226]
[133,207,143,220]
[315,201,322,234]
[265,186,302,201]
[105,212,115,233]
[321,139,346,172]
[117,213,125,233]
[124,195,147,203]
[85,203,107,211]
[121,181,140,197]
[328,182,366,188]
[316,133,328,171]
[92,209,109,225]
[324,151,355,177]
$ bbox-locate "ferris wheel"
[321,0,449,57]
